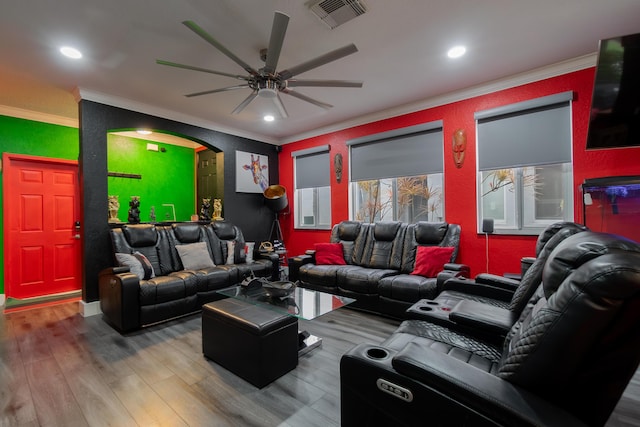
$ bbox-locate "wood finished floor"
[0,301,638,427]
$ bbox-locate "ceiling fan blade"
[282,89,333,109]
[273,94,289,118]
[182,20,259,76]
[231,91,259,114]
[185,84,250,98]
[156,60,248,81]
[262,12,289,75]
[278,43,358,80]
[286,79,363,88]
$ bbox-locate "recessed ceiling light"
[264,115,275,122]
[60,46,83,59]
[447,45,466,59]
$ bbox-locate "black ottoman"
[202,298,298,388]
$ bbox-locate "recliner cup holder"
[418,306,433,311]
[366,347,389,360]
[426,301,439,305]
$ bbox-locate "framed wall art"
[236,150,269,193]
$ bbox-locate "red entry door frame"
[3,153,81,299]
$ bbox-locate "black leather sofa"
[340,231,640,427]
[99,221,279,333]
[289,220,467,318]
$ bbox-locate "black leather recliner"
[406,221,588,342]
[341,231,640,427]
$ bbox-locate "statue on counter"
[199,198,211,221]
[108,195,120,223]
[213,198,223,220]
[128,196,141,223]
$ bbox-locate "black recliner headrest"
[373,221,402,241]
[122,224,158,247]
[535,222,588,256]
[172,223,201,243]
[337,221,362,241]
[414,221,448,244]
[542,231,640,299]
[212,221,236,240]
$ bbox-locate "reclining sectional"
[289,220,467,318]
[99,221,279,333]
[341,231,640,426]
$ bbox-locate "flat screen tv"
[586,32,640,150]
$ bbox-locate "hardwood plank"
[23,356,88,427]
[110,373,188,427]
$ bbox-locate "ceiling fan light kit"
[157,11,362,119]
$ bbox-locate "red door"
[3,153,81,299]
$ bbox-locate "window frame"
[292,145,332,230]
[475,92,574,235]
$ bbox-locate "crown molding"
[280,53,597,144]
[74,88,278,145]
[0,104,78,128]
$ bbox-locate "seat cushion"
[337,266,399,294]
[378,274,439,302]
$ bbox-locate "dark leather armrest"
[388,342,587,427]
[441,277,514,302]
[475,273,520,291]
[98,268,141,333]
[448,300,515,336]
[288,254,315,282]
[256,251,280,281]
[443,262,470,277]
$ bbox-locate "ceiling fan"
[157,11,363,118]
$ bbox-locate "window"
[476,92,574,234]
[348,121,444,223]
[292,145,331,229]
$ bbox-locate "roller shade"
[292,145,330,189]
[476,91,573,171]
[348,121,443,181]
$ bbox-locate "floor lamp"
[264,185,289,248]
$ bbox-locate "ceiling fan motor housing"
[257,78,279,98]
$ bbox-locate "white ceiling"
[1,0,639,145]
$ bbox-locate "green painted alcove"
[107,133,198,222]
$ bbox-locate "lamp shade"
[264,185,288,212]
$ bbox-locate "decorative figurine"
[128,196,141,223]
[199,198,211,221]
[213,198,223,220]
[334,153,343,183]
[150,206,156,223]
[108,195,120,223]
[452,128,467,169]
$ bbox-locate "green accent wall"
[107,134,196,223]
[0,115,79,295]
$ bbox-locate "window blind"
[292,145,330,189]
[476,91,573,171]
[348,121,443,182]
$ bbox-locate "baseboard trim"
[0,294,5,310]
[80,300,101,317]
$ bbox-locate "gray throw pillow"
[115,251,155,280]
[176,242,216,270]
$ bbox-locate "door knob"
[73,234,81,239]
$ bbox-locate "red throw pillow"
[410,246,455,277]
[315,242,346,265]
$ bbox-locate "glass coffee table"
[217,284,355,355]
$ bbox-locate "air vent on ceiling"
[309,0,367,29]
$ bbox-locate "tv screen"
[586,32,640,150]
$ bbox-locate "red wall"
[279,68,640,277]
